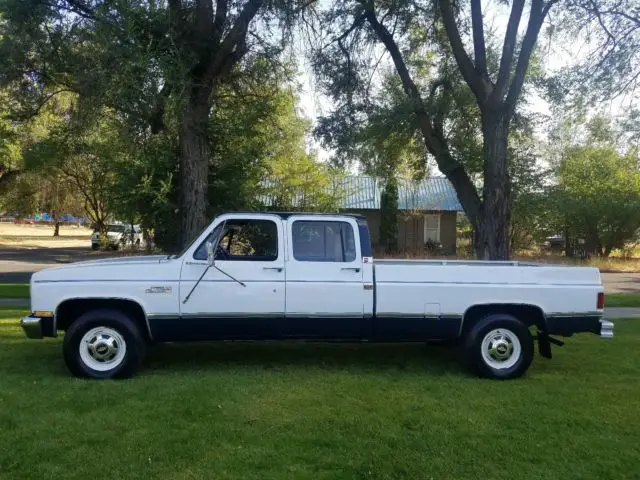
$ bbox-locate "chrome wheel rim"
[480,328,521,370]
[79,327,127,372]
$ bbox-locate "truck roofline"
[216,211,367,220]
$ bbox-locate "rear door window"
[292,221,356,262]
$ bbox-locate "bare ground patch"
[0,224,92,249]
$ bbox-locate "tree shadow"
[143,341,467,377]
[0,338,467,379]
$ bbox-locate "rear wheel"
[465,313,533,379]
[63,309,146,379]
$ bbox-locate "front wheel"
[465,313,534,380]
[63,309,146,379]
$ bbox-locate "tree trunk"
[564,227,574,258]
[475,113,511,260]
[53,219,60,237]
[179,85,213,247]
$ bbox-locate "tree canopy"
[0,0,639,258]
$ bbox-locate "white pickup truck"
[21,212,613,380]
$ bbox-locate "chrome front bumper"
[600,319,614,339]
[20,316,43,339]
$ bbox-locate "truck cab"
[166,212,374,341]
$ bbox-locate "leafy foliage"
[547,0,640,106]
[379,177,399,253]
[556,146,640,257]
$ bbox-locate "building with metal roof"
[260,174,462,254]
[340,176,462,212]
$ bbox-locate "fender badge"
[145,286,172,294]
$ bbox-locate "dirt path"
[0,246,118,283]
[600,272,640,293]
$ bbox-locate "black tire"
[91,243,99,251]
[465,313,534,380]
[63,308,146,379]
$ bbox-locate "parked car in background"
[541,235,565,251]
[91,223,143,250]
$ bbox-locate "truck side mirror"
[206,241,215,267]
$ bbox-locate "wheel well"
[462,304,545,335]
[56,298,150,339]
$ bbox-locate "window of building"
[424,214,440,243]
[292,221,356,262]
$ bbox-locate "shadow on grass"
[1,336,467,379]
[144,341,466,376]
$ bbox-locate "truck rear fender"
[461,303,546,337]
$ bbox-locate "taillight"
[597,292,605,310]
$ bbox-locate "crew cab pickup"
[21,212,614,380]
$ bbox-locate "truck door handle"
[263,267,283,272]
[341,267,361,272]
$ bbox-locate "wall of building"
[439,212,457,255]
[346,209,458,255]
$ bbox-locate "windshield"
[107,225,126,233]
[170,224,211,258]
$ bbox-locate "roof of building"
[340,176,463,212]
[259,175,463,212]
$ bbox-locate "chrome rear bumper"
[600,319,614,339]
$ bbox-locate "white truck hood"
[31,255,175,283]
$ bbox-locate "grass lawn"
[0,283,29,298]
[1,308,639,479]
[606,293,640,308]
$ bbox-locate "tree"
[556,146,640,256]
[165,0,276,244]
[254,87,345,212]
[508,125,554,250]
[0,0,306,246]
[379,177,399,253]
[23,108,125,233]
[547,0,640,106]
[312,0,639,259]
[312,0,560,259]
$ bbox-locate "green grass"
[606,293,640,308]
[0,283,29,298]
[1,307,639,479]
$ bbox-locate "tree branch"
[363,6,483,227]
[470,0,487,76]
[192,0,215,61]
[10,89,73,122]
[428,79,453,139]
[438,0,487,103]
[206,0,263,81]
[504,0,557,118]
[600,9,640,26]
[589,0,616,46]
[212,0,229,45]
[492,0,525,102]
